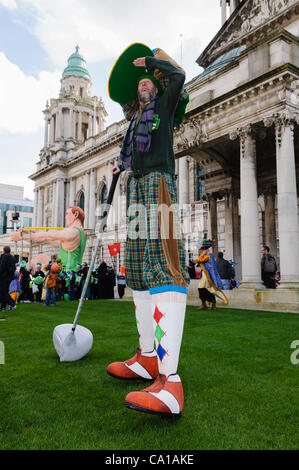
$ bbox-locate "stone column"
[224,190,241,274]
[73,111,77,141]
[69,177,76,207]
[230,125,263,288]
[55,178,65,227]
[263,188,277,259]
[230,0,237,14]
[221,0,227,25]
[55,110,61,140]
[78,111,82,142]
[50,116,55,144]
[37,187,44,227]
[272,113,299,287]
[84,171,90,228]
[179,156,189,207]
[93,99,97,136]
[44,118,49,147]
[209,194,218,256]
[34,188,38,227]
[89,169,96,229]
[69,108,74,139]
[88,113,93,139]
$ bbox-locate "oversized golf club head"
[53,323,93,362]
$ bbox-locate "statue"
[11,206,87,272]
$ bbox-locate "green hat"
[36,262,42,266]
[108,42,154,105]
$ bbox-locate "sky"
[0,0,222,200]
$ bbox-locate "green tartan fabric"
[125,171,190,290]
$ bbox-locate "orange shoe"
[107,349,158,381]
[125,374,184,417]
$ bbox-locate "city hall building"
[29,0,299,310]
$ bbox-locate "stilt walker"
[107,43,190,416]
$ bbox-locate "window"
[79,192,84,211]
[100,185,108,205]
[195,163,205,201]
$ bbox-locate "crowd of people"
[0,243,279,313]
[0,248,126,311]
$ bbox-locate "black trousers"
[118,284,126,299]
[0,279,15,309]
[198,288,215,303]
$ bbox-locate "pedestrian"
[97,260,107,299]
[19,261,32,303]
[0,246,16,312]
[216,252,232,290]
[44,265,59,307]
[8,270,21,304]
[69,270,76,301]
[106,266,116,299]
[117,266,126,299]
[33,262,45,303]
[195,239,228,310]
[261,246,277,289]
[187,260,196,279]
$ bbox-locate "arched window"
[100,184,108,205]
[126,176,135,214]
[79,192,85,211]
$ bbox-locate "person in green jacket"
[107,48,189,417]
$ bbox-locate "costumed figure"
[10,206,87,273]
[106,43,190,417]
[195,239,229,310]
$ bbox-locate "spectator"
[0,246,16,312]
[216,252,232,290]
[230,274,240,289]
[9,270,21,304]
[106,266,116,299]
[187,260,196,280]
[19,261,32,303]
[33,263,45,303]
[97,260,107,299]
[261,246,277,289]
[69,270,76,301]
[117,266,126,299]
[44,266,59,307]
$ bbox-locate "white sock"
[150,291,186,377]
[133,290,155,355]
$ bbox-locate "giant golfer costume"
[107,43,190,416]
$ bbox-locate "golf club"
[53,172,120,362]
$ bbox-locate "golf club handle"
[72,172,120,332]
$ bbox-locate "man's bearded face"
[138,78,157,104]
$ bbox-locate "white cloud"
[0,52,60,134]
[0,0,17,9]
[19,0,220,81]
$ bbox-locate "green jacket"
[128,56,185,177]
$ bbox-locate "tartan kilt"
[125,171,189,291]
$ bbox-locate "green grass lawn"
[0,300,298,450]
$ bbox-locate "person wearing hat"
[107,44,190,417]
[195,239,228,310]
[33,262,45,303]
